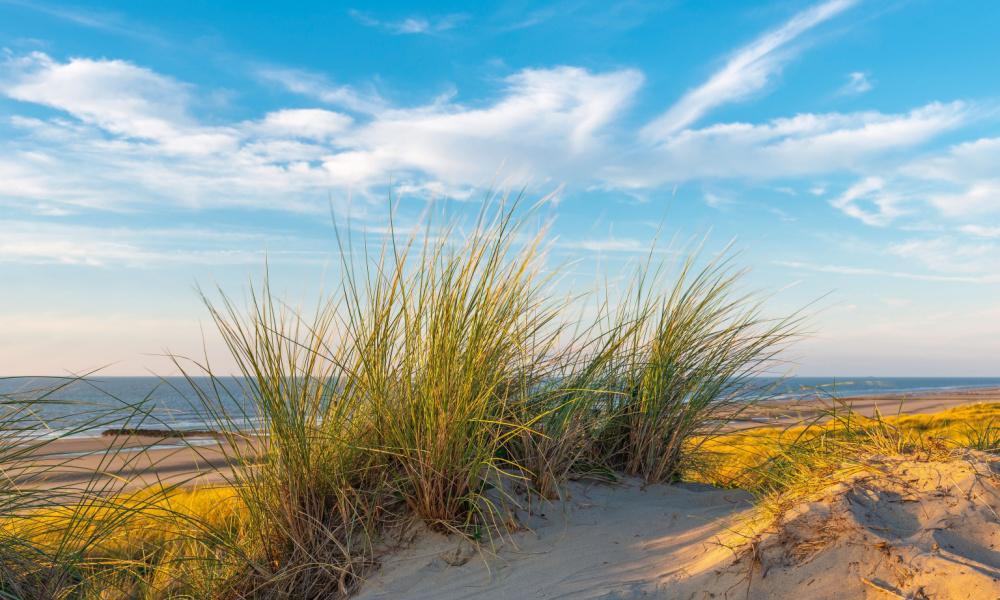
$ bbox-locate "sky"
[2,0,1000,376]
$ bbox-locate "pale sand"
[11,435,242,491]
[358,480,754,599]
[358,453,1000,599]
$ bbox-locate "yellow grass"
[688,402,1000,489]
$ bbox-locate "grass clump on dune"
[597,252,800,484]
[185,284,392,598]
[1,200,812,598]
[336,204,562,531]
[513,246,801,497]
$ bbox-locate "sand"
[9,434,242,491]
[357,480,755,600]
[681,451,1000,599]
[358,453,1000,599]
[735,386,1000,428]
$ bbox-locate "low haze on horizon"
[3,0,1000,377]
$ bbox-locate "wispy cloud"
[348,9,467,35]
[961,224,1000,238]
[0,51,972,221]
[839,70,873,95]
[641,0,857,141]
[831,133,1000,227]
[0,220,329,267]
[255,66,388,114]
[613,102,968,187]
[829,177,901,226]
[888,236,1000,274]
[0,0,167,45]
[776,259,1000,284]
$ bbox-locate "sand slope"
[358,481,753,599]
[686,452,1000,599]
[358,453,1000,599]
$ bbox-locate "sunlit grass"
[688,402,1000,506]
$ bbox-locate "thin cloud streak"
[776,259,1000,283]
[641,0,857,141]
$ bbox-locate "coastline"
[736,385,1000,428]
[14,386,1000,491]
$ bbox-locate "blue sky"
[2,0,1000,376]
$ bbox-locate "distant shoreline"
[13,386,1000,491]
[734,385,1000,428]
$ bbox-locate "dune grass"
[596,252,800,484]
[334,205,562,532]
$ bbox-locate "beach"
[734,386,1000,427]
[16,386,1000,492]
[11,434,242,491]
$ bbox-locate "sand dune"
[685,451,1000,599]
[357,480,754,599]
[359,453,1000,599]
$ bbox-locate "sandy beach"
[11,434,243,491]
[16,387,1000,492]
[734,386,1000,428]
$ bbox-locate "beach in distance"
[13,383,1000,490]
[5,376,1000,440]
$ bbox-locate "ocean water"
[2,376,999,438]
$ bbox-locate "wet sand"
[10,434,247,492]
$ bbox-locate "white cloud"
[611,102,968,187]
[828,135,1000,227]
[641,0,856,140]
[339,66,644,187]
[348,10,467,35]
[556,237,648,253]
[961,224,1000,238]
[839,71,873,95]
[903,136,1000,182]
[256,66,388,115]
[830,177,901,226]
[776,259,1000,283]
[703,192,731,208]
[0,51,973,221]
[928,180,1000,217]
[255,109,353,140]
[2,52,193,141]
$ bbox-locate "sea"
[1,376,999,439]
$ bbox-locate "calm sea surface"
[2,376,999,438]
